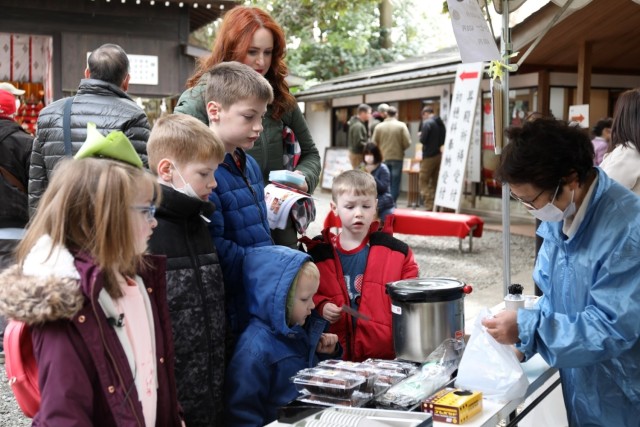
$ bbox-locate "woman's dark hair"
[610,88,640,151]
[495,117,594,192]
[363,142,383,164]
[592,118,612,137]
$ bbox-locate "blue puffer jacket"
[208,149,273,336]
[224,246,335,427]
[517,169,640,427]
[370,162,395,213]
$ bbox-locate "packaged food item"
[291,368,365,399]
[269,170,306,187]
[422,388,483,424]
[362,358,419,376]
[296,390,373,408]
[316,360,379,394]
[375,339,464,410]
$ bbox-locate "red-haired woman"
[175,6,321,248]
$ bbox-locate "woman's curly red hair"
[187,6,296,120]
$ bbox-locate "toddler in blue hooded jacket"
[224,246,340,427]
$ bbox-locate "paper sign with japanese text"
[435,62,485,211]
[447,0,500,63]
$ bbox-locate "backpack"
[3,320,40,417]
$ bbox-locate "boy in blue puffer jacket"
[202,62,275,341]
[224,246,340,427]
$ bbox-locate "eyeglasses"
[509,188,544,210]
[509,184,560,210]
[131,205,157,222]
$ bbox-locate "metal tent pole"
[501,0,512,297]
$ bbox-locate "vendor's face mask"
[171,164,199,199]
[528,184,576,222]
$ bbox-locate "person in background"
[372,106,411,203]
[419,106,446,210]
[483,117,640,426]
[29,43,150,216]
[600,88,640,194]
[175,6,321,248]
[0,140,183,425]
[590,118,611,166]
[204,62,274,342]
[146,114,227,427]
[0,87,33,363]
[362,142,394,224]
[369,103,389,135]
[224,246,339,427]
[347,103,372,169]
[303,170,419,361]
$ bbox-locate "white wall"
[303,105,332,193]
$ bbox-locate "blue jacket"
[370,162,395,212]
[208,149,273,336]
[224,246,335,427]
[517,169,640,426]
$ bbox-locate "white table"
[266,354,558,427]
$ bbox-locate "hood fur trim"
[0,264,84,325]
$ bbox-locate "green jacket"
[347,116,368,154]
[175,81,321,194]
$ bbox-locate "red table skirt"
[322,209,483,239]
[391,208,484,239]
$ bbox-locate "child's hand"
[316,333,338,354]
[322,303,342,323]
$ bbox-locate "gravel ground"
[0,193,536,425]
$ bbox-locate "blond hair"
[286,261,320,325]
[147,114,225,173]
[18,158,160,298]
[204,61,274,108]
[331,169,377,202]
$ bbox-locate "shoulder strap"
[0,166,26,193]
[63,96,75,156]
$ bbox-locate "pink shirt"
[117,276,157,427]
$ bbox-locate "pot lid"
[386,277,469,302]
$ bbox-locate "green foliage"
[194,1,453,86]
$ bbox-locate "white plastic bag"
[455,308,529,402]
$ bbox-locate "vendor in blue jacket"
[483,117,640,426]
[224,246,340,427]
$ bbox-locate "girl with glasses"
[0,157,184,426]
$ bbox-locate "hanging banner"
[435,62,485,211]
[447,0,501,63]
[467,97,482,183]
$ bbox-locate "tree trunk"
[379,0,393,49]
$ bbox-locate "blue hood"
[243,246,312,336]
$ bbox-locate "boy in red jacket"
[304,170,419,361]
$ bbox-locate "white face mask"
[171,164,199,199]
[364,155,375,164]
[529,187,576,222]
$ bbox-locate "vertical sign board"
[434,62,484,211]
[466,98,482,183]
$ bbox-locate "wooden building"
[0,0,236,126]
[296,0,640,213]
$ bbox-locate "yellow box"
[422,388,482,424]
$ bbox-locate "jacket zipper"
[234,158,275,245]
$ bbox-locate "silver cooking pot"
[386,278,472,363]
